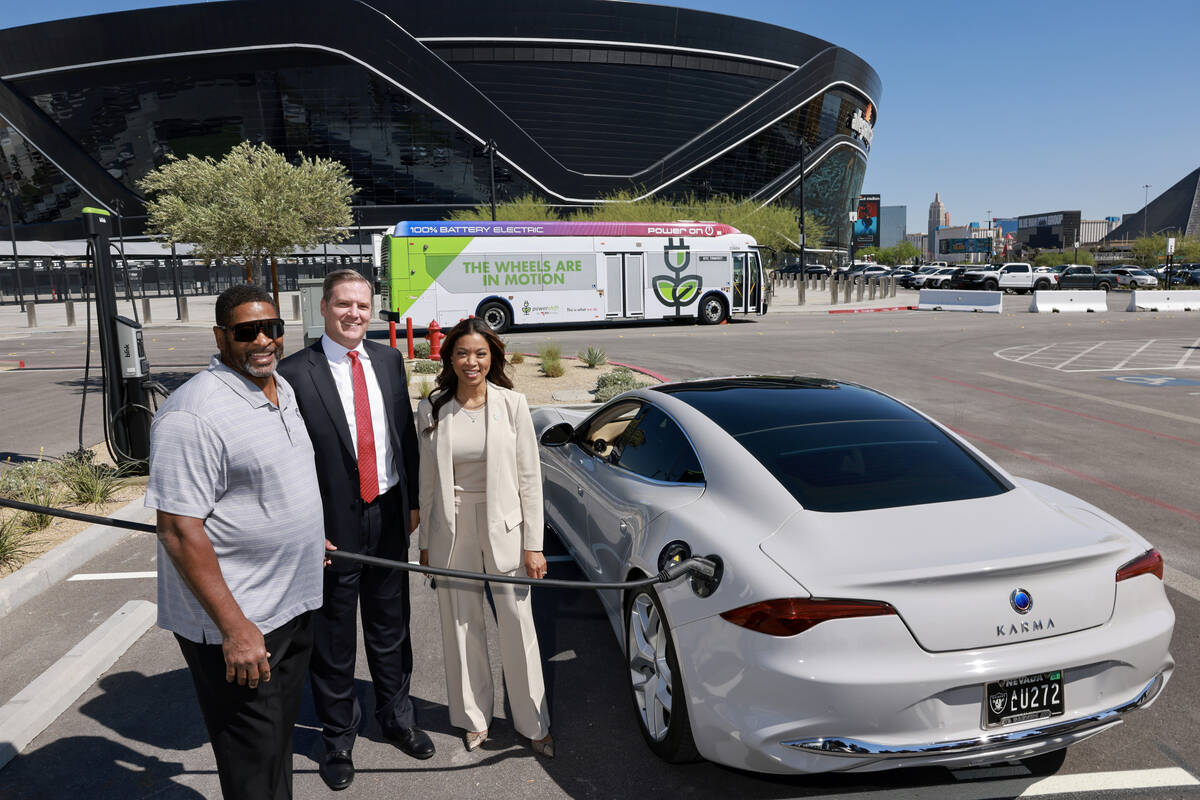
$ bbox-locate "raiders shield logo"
[989,692,1008,715]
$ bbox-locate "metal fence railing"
[0,256,373,306]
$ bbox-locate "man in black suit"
[278,269,433,791]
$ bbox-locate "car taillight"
[1116,549,1163,582]
[720,598,896,637]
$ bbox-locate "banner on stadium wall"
[853,195,880,248]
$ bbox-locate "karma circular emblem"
[1010,588,1033,615]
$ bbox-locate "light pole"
[1142,184,1151,238]
[796,139,809,275]
[482,139,498,222]
[2,182,24,312]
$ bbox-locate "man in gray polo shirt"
[147,284,324,800]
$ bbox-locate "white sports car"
[533,377,1174,774]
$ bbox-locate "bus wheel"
[698,295,727,325]
[478,301,512,333]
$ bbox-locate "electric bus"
[378,220,765,333]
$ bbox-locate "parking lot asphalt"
[3,294,1200,798]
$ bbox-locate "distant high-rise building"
[880,205,906,248]
[928,193,947,258]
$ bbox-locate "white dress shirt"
[321,334,398,496]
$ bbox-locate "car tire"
[1034,280,1049,291]
[697,294,727,325]
[625,587,700,763]
[984,279,999,291]
[477,300,511,334]
[1097,282,1111,292]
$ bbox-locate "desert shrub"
[53,451,130,506]
[417,380,435,399]
[509,351,525,364]
[413,340,431,359]
[594,367,650,402]
[0,459,60,531]
[0,514,32,571]
[539,344,564,377]
[412,360,440,374]
[577,346,607,368]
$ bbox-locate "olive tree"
[139,141,356,301]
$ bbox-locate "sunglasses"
[219,318,285,342]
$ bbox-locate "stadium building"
[0,0,880,243]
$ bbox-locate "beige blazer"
[416,382,544,573]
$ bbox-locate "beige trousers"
[436,491,550,740]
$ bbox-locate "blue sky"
[7,0,1198,233]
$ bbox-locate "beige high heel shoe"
[465,730,488,751]
[531,733,555,759]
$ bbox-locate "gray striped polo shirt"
[145,355,324,643]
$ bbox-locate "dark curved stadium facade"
[0,0,880,243]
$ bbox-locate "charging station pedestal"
[83,207,152,470]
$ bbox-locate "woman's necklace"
[457,393,486,422]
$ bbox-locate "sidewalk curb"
[0,495,153,620]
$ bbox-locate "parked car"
[1057,265,1115,291]
[947,266,997,290]
[890,268,916,282]
[901,266,940,289]
[1103,267,1158,289]
[533,376,1174,775]
[775,262,829,277]
[918,267,958,289]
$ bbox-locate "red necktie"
[346,351,379,503]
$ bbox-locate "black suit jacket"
[278,338,420,568]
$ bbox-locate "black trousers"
[176,611,313,800]
[312,487,416,752]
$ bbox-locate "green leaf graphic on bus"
[651,238,701,315]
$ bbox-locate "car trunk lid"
[759,487,1130,652]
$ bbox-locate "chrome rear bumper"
[783,672,1165,760]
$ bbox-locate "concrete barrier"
[1030,290,1107,313]
[1125,290,1200,312]
[918,289,1003,313]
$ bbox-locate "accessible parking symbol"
[1101,374,1200,387]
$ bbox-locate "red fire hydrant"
[428,319,444,360]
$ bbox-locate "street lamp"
[796,139,810,275]
[1142,184,1151,238]
[1,182,24,312]
[481,139,498,222]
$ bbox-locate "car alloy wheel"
[626,588,699,762]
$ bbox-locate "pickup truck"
[1056,265,1115,291]
[945,262,1056,293]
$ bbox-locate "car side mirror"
[539,422,575,447]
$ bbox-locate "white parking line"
[980,371,1200,426]
[1173,337,1200,369]
[781,767,1197,800]
[67,571,157,581]
[1164,566,1200,605]
[1113,339,1157,370]
[1053,341,1106,370]
[1013,343,1058,362]
[0,600,156,770]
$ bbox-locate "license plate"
[984,670,1065,729]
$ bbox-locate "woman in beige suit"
[416,318,553,757]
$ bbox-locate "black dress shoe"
[319,749,354,791]
[384,726,436,759]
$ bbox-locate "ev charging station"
[82,207,153,470]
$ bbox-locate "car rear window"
[659,379,1011,512]
[738,418,1010,512]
